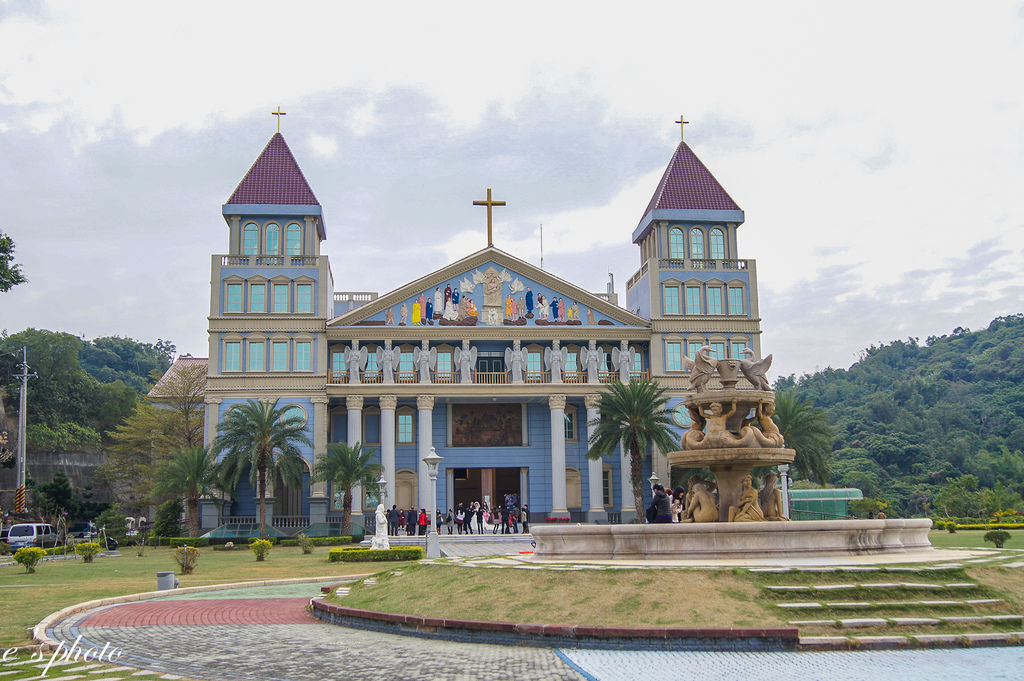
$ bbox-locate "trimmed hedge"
[166,537,211,548]
[328,547,423,562]
[957,523,1024,530]
[280,536,353,547]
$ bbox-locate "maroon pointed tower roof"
[226,133,320,205]
[633,141,743,243]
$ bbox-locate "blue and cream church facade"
[201,124,762,530]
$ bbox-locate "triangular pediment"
[328,247,648,329]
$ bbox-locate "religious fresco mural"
[354,262,623,327]
[451,403,523,447]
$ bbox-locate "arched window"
[710,228,725,260]
[265,223,280,254]
[242,223,259,255]
[286,223,302,255]
[690,228,704,259]
[669,227,685,259]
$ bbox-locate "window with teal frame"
[685,286,701,314]
[249,283,266,313]
[331,351,345,379]
[707,287,723,314]
[296,284,313,313]
[690,228,704,259]
[286,223,302,255]
[527,352,542,379]
[731,341,747,359]
[399,352,414,374]
[272,341,288,371]
[248,341,264,371]
[295,341,311,371]
[663,285,680,314]
[397,413,413,443]
[242,223,259,255]
[710,228,725,259]
[265,223,279,254]
[226,283,242,313]
[666,342,682,371]
[669,227,685,259]
[687,343,701,360]
[728,287,744,315]
[223,341,241,371]
[273,283,289,313]
[564,408,576,441]
[711,342,726,360]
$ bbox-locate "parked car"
[6,523,59,549]
[68,521,98,541]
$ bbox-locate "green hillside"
[776,314,1024,517]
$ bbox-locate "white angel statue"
[579,345,605,383]
[454,345,477,384]
[544,345,569,384]
[344,343,368,384]
[376,345,402,384]
[412,343,437,383]
[504,346,528,383]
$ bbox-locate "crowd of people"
[383,502,530,535]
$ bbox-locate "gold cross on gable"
[473,187,506,247]
[272,106,287,133]
[675,114,690,141]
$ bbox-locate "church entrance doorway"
[450,467,523,510]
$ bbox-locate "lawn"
[927,529,1024,550]
[0,545,398,648]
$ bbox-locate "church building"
[201,122,762,532]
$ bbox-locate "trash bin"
[156,571,179,590]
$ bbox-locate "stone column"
[346,395,364,514]
[203,397,222,448]
[416,395,435,511]
[380,395,397,506]
[779,464,791,519]
[584,394,607,523]
[620,442,637,523]
[548,394,569,519]
[308,395,330,525]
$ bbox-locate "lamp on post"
[778,464,791,519]
[376,473,387,506]
[422,447,443,558]
[648,472,660,491]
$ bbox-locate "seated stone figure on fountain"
[751,402,786,448]
[759,472,789,521]
[684,401,758,449]
[728,474,765,522]
[682,476,718,523]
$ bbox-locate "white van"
[6,523,59,549]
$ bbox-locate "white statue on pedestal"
[545,342,568,384]
[377,343,401,384]
[454,343,477,383]
[371,503,390,550]
[611,343,635,383]
[413,341,437,383]
[505,341,528,383]
[345,343,368,384]
[580,342,605,383]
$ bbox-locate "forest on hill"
[776,314,1024,517]
[0,329,173,452]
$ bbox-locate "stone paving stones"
[825,602,873,608]
[852,635,907,647]
[840,566,881,572]
[776,602,823,609]
[839,618,888,628]
[912,634,963,645]
[890,618,941,626]
[812,584,857,590]
[767,585,811,592]
[861,583,901,589]
[748,567,791,573]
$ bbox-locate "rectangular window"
[687,343,700,360]
[295,341,311,371]
[296,284,313,313]
[685,286,701,314]
[249,283,266,313]
[711,342,726,360]
[602,469,613,507]
[728,287,744,315]
[564,409,576,441]
[565,353,578,372]
[365,352,379,373]
[397,413,413,443]
[248,341,265,371]
[731,341,747,359]
[399,352,414,374]
[666,342,682,371]
[226,284,242,313]
[272,341,288,371]
[223,341,241,371]
[527,352,542,380]
[331,352,345,375]
[273,284,289,313]
[663,285,680,314]
[633,352,643,373]
[436,352,452,375]
[707,288,723,315]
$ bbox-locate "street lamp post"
[648,472,660,490]
[778,464,791,519]
[422,447,442,558]
[376,474,387,535]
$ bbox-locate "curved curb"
[34,574,370,651]
[310,598,799,651]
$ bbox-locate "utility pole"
[13,347,35,514]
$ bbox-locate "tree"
[214,399,311,538]
[99,402,179,509]
[313,441,381,537]
[153,446,218,537]
[772,390,835,485]
[148,360,207,448]
[0,231,26,292]
[586,379,678,522]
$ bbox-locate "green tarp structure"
[202,523,287,539]
[788,488,863,520]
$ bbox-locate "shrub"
[984,530,1011,549]
[328,547,423,562]
[280,535,351,547]
[153,498,183,538]
[167,537,210,548]
[96,503,129,544]
[0,541,10,556]
[173,546,200,574]
[250,539,273,561]
[948,522,957,533]
[75,541,103,563]
[298,534,314,555]
[13,547,46,573]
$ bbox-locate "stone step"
[767,581,980,593]
[776,598,1004,610]
[788,614,1022,628]
[799,631,1024,650]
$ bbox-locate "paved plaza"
[36,581,1024,681]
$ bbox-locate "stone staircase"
[751,561,1024,649]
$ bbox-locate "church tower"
[625,127,762,390]
[205,132,332,526]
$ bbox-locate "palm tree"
[586,379,678,522]
[313,441,381,537]
[772,390,835,484]
[153,446,219,537]
[214,399,311,537]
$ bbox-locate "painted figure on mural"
[411,300,421,325]
[525,287,534,315]
[385,307,395,325]
[537,293,547,320]
[519,296,526,321]
[443,296,459,321]
[433,288,443,318]
[587,307,596,325]
[418,292,427,319]
[444,282,452,308]
[451,287,460,307]
[425,295,433,321]
[400,302,409,325]
[549,296,557,321]
[505,295,513,319]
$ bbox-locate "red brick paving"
[81,598,313,626]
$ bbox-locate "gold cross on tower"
[473,187,506,247]
[675,114,690,141]
[272,106,287,133]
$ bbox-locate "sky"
[1,1,1022,380]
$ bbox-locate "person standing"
[406,508,417,536]
[475,504,484,534]
[520,504,529,533]
[387,505,400,535]
[418,508,429,536]
[455,505,465,534]
[445,508,454,535]
[435,509,443,534]
[510,505,520,533]
[652,484,673,523]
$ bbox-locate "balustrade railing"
[220,255,320,268]
[324,368,648,386]
[657,257,749,272]
[272,515,310,529]
[476,371,508,385]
